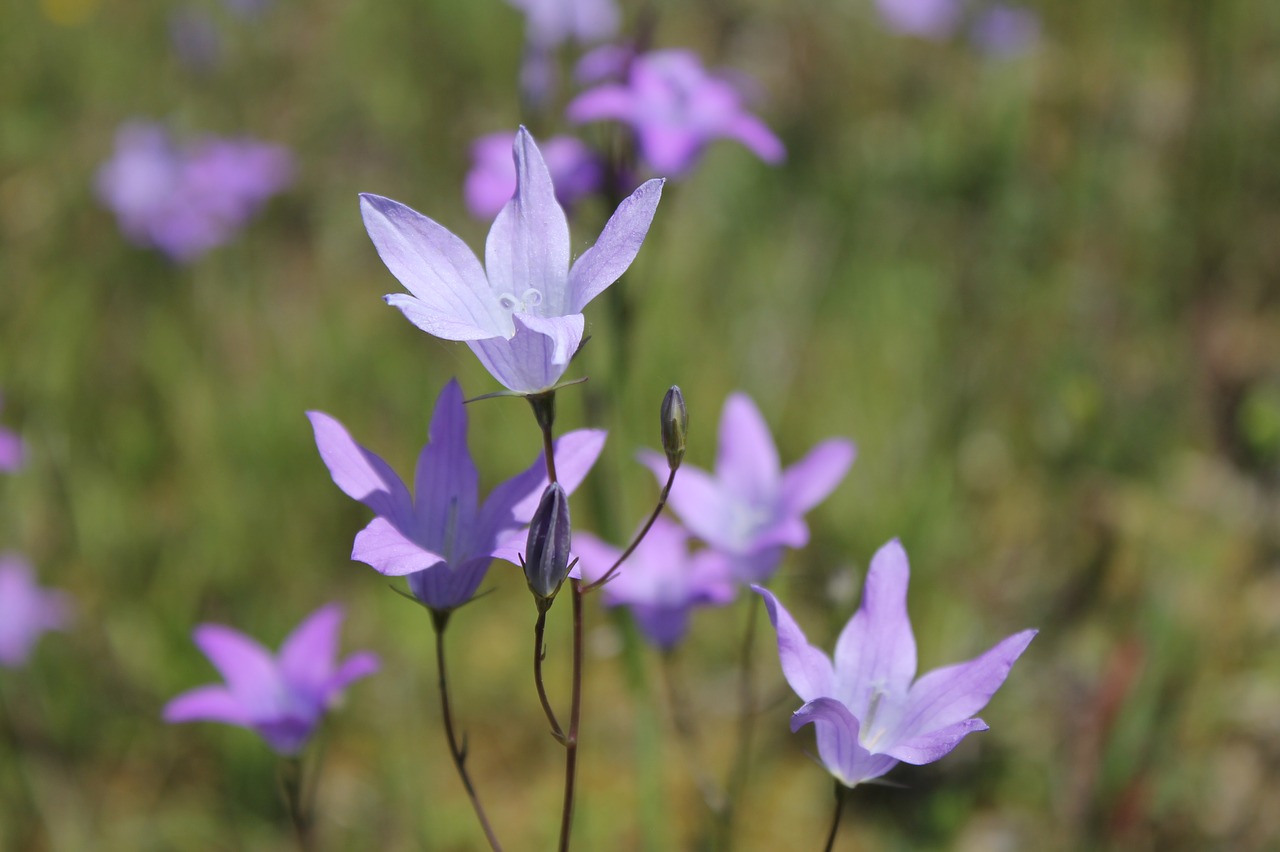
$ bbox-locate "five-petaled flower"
[575,517,735,650]
[0,555,70,668]
[308,379,605,612]
[164,604,380,755]
[755,539,1036,788]
[360,128,663,395]
[641,392,855,583]
[568,49,785,177]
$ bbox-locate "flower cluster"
[876,0,1041,56]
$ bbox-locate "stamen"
[498,293,519,311]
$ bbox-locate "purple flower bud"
[524,482,572,606]
[660,385,687,470]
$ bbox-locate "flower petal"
[484,128,571,316]
[780,439,856,516]
[884,718,989,765]
[639,449,737,550]
[164,685,251,725]
[566,84,636,123]
[278,604,342,698]
[568,178,664,312]
[833,539,917,713]
[352,517,448,576]
[308,411,415,533]
[724,113,786,164]
[412,380,479,553]
[754,586,835,702]
[466,313,581,393]
[791,697,899,787]
[407,557,493,611]
[327,650,381,695]
[192,624,280,711]
[360,193,506,339]
[715,393,780,505]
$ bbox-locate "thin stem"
[660,651,726,815]
[278,756,313,852]
[534,610,565,740]
[824,782,849,852]
[557,579,585,852]
[581,466,676,594]
[433,613,503,852]
[527,392,558,484]
[714,594,761,851]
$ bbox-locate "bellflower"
[464,131,603,221]
[970,5,1040,57]
[309,379,605,612]
[165,604,379,755]
[0,555,70,668]
[0,394,24,472]
[568,49,785,177]
[95,121,293,262]
[874,0,963,39]
[505,0,619,48]
[360,128,663,394]
[755,540,1036,788]
[575,517,735,650]
[641,392,855,583]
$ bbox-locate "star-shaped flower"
[0,555,70,667]
[360,128,663,394]
[568,49,785,177]
[575,517,736,650]
[164,604,380,755]
[641,392,855,583]
[755,539,1036,788]
[308,379,605,612]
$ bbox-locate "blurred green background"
[3,0,1279,848]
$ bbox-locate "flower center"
[497,288,544,316]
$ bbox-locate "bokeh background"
[3,0,1279,848]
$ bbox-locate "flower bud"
[660,385,687,470]
[523,482,572,607]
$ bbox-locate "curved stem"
[534,610,564,740]
[824,782,848,852]
[581,466,676,594]
[557,579,585,852]
[434,614,503,852]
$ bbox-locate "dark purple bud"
[524,482,572,606]
[660,385,687,470]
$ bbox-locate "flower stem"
[557,578,585,852]
[534,609,565,741]
[824,782,849,852]
[714,593,761,850]
[277,756,314,852]
[581,466,676,594]
[433,612,503,851]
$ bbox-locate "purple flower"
[0,555,70,668]
[0,394,24,472]
[874,0,963,39]
[165,604,379,755]
[505,0,619,48]
[641,392,855,583]
[464,132,603,221]
[568,49,785,177]
[308,379,606,612]
[575,517,735,650]
[970,5,1040,57]
[755,540,1036,788]
[95,121,293,262]
[170,7,222,72]
[360,128,663,395]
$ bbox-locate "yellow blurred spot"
[41,0,98,26]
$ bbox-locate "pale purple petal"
[412,379,479,552]
[721,547,785,584]
[833,540,917,712]
[723,113,786,164]
[639,449,736,549]
[568,178,664,312]
[351,517,447,576]
[566,84,636,122]
[629,603,692,650]
[893,629,1037,741]
[255,717,314,755]
[513,312,585,370]
[885,718,990,765]
[484,129,571,316]
[876,0,961,38]
[465,132,603,221]
[360,193,507,340]
[327,650,381,694]
[307,411,415,532]
[407,557,493,611]
[755,586,835,702]
[164,685,251,725]
[715,393,780,504]
[0,428,25,472]
[478,428,606,543]
[637,125,704,175]
[780,439,856,515]
[792,697,899,786]
[467,314,577,394]
[192,624,281,710]
[278,604,343,697]
[567,531,619,585]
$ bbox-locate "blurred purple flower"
[0,395,24,472]
[308,379,606,612]
[506,0,619,48]
[756,539,1037,787]
[222,0,272,17]
[970,5,1040,57]
[360,128,663,394]
[170,7,222,72]
[568,48,785,177]
[574,43,633,84]
[0,555,70,667]
[575,517,735,650]
[641,392,855,583]
[165,604,379,755]
[875,0,963,39]
[95,121,293,263]
[464,131,603,221]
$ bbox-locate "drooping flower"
[970,5,1040,57]
[575,517,735,650]
[755,539,1036,788]
[95,121,293,262]
[0,394,24,472]
[0,555,70,668]
[165,604,379,755]
[641,392,855,583]
[505,0,619,49]
[464,132,603,221]
[568,49,785,177]
[360,128,663,394]
[874,0,963,39]
[308,379,606,612]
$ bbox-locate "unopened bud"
[523,482,572,607]
[660,385,687,470]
